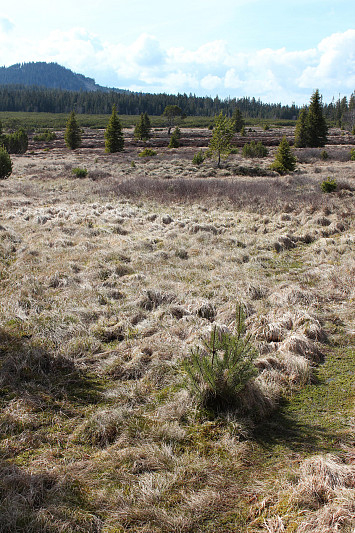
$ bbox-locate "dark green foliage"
[0,83,302,119]
[294,107,309,147]
[134,112,151,141]
[350,148,355,161]
[163,105,182,134]
[206,112,234,167]
[1,128,28,154]
[72,167,88,178]
[240,126,246,136]
[242,140,268,158]
[320,177,337,193]
[0,146,12,179]
[270,136,297,174]
[231,108,245,133]
[192,150,205,165]
[105,105,124,153]
[306,90,328,147]
[168,127,181,148]
[320,150,329,160]
[64,111,81,150]
[182,305,257,411]
[33,129,56,141]
[139,148,157,157]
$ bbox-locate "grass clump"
[72,167,88,178]
[182,305,258,412]
[320,149,329,160]
[242,140,268,158]
[320,177,337,193]
[350,147,355,161]
[139,148,157,157]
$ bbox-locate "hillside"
[0,62,118,92]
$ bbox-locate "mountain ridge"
[0,61,125,93]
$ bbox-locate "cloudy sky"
[0,0,354,104]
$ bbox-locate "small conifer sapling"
[64,111,81,150]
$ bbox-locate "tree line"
[0,85,300,119]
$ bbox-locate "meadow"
[0,124,354,532]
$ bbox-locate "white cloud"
[0,27,354,103]
[0,16,14,34]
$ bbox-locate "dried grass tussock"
[0,127,354,531]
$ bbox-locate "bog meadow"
[0,105,354,532]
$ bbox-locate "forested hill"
[0,62,116,92]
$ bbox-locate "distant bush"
[72,167,88,178]
[320,177,337,193]
[181,305,257,412]
[0,146,12,180]
[240,126,246,136]
[208,123,214,130]
[264,124,270,131]
[242,140,268,158]
[139,148,157,157]
[33,130,57,142]
[1,128,28,154]
[320,149,329,160]
[192,150,205,165]
[229,147,239,154]
[350,148,355,161]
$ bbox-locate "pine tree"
[134,112,151,141]
[64,111,81,150]
[270,136,297,175]
[207,112,234,167]
[163,105,182,135]
[294,107,308,148]
[0,146,12,180]
[231,108,245,133]
[306,90,328,147]
[105,105,124,153]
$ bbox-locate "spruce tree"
[134,112,151,141]
[0,146,12,180]
[207,112,234,167]
[169,127,181,148]
[64,111,81,150]
[105,105,124,153]
[294,107,308,148]
[231,108,245,133]
[270,136,296,175]
[306,90,328,147]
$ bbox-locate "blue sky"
[0,0,354,104]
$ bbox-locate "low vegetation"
[0,122,353,532]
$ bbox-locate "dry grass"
[0,127,354,531]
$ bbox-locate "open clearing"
[0,126,354,532]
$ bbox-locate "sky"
[0,0,354,105]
